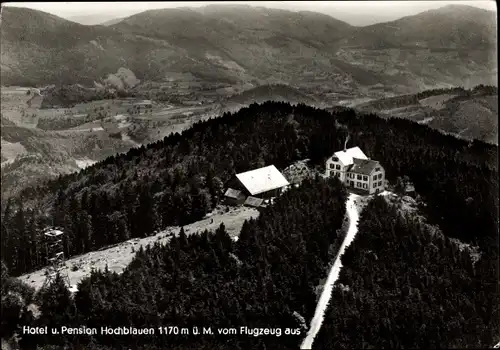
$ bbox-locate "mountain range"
[1,4,497,97]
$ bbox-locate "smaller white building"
[326,146,386,195]
[235,165,290,197]
[224,165,290,206]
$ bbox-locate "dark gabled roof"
[347,158,380,175]
[244,196,264,207]
[224,188,244,199]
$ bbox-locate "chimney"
[343,134,350,152]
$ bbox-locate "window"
[373,183,377,188]
[336,164,341,170]
[357,175,362,180]
[375,167,381,172]
[378,181,382,187]
[363,176,368,181]
[363,183,367,189]
[329,164,334,169]
[332,157,339,162]
[357,182,361,187]
[373,175,377,181]
[378,173,382,179]
[330,170,335,176]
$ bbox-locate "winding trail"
[301,193,361,349]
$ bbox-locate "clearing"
[418,94,457,109]
[19,205,259,291]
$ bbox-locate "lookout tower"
[42,228,70,289]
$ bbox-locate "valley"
[0,86,224,199]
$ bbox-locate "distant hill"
[1,7,130,86]
[340,5,496,49]
[101,17,125,26]
[1,5,496,95]
[66,14,125,26]
[355,85,498,144]
[225,84,317,105]
[334,5,497,91]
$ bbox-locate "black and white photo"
[1,1,498,349]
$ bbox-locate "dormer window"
[332,157,339,162]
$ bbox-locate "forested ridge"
[316,196,500,348]
[15,177,347,349]
[358,85,497,111]
[1,101,498,278]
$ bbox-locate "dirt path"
[19,206,259,291]
[301,193,361,349]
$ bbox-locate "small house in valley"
[224,165,290,206]
[130,100,153,115]
[326,145,385,195]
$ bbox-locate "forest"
[1,101,498,277]
[14,177,348,349]
[316,196,499,348]
[1,100,498,349]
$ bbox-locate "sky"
[3,1,497,26]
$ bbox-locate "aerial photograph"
[0,1,498,349]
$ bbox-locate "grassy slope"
[19,205,259,291]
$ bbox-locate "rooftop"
[44,229,63,237]
[333,146,368,166]
[348,158,380,175]
[224,188,244,199]
[244,196,265,207]
[236,165,290,196]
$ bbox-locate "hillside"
[341,5,496,49]
[221,84,319,112]
[1,102,498,349]
[2,102,497,277]
[355,85,498,144]
[316,195,499,349]
[0,85,227,199]
[335,5,497,91]
[1,5,497,96]
[1,123,133,200]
